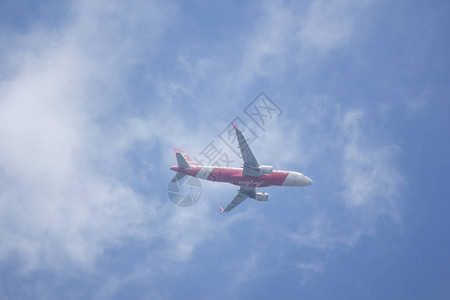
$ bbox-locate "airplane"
[170,123,312,212]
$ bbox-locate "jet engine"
[259,165,273,175]
[255,192,269,202]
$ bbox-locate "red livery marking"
[173,148,198,166]
[190,166,202,177]
[173,166,291,187]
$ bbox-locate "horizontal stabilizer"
[171,172,186,182]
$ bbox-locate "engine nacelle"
[259,165,273,175]
[255,192,269,202]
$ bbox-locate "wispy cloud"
[298,0,374,51]
[297,260,325,286]
[340,109,403,220]
[0,0,177,272]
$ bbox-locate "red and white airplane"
[170,123,312,212]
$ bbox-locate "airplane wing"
[220,186,256,212]
[232,123,261,177]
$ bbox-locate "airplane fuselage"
[170,165,312,187]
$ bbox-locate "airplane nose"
[304,176,313,186]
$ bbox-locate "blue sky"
[0,0,449,299]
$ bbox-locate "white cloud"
[160,201,214,261]
[0,0,182,272]
[283,97,404,284]
[298,0,373,51]
[0,0,239,280]
[340,109,403,221]
[166,0,376,109]
[297,260,324,286]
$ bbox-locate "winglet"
[231,122,237,130]
[218,205,224,213]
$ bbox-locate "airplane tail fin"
[174,148,198,169]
